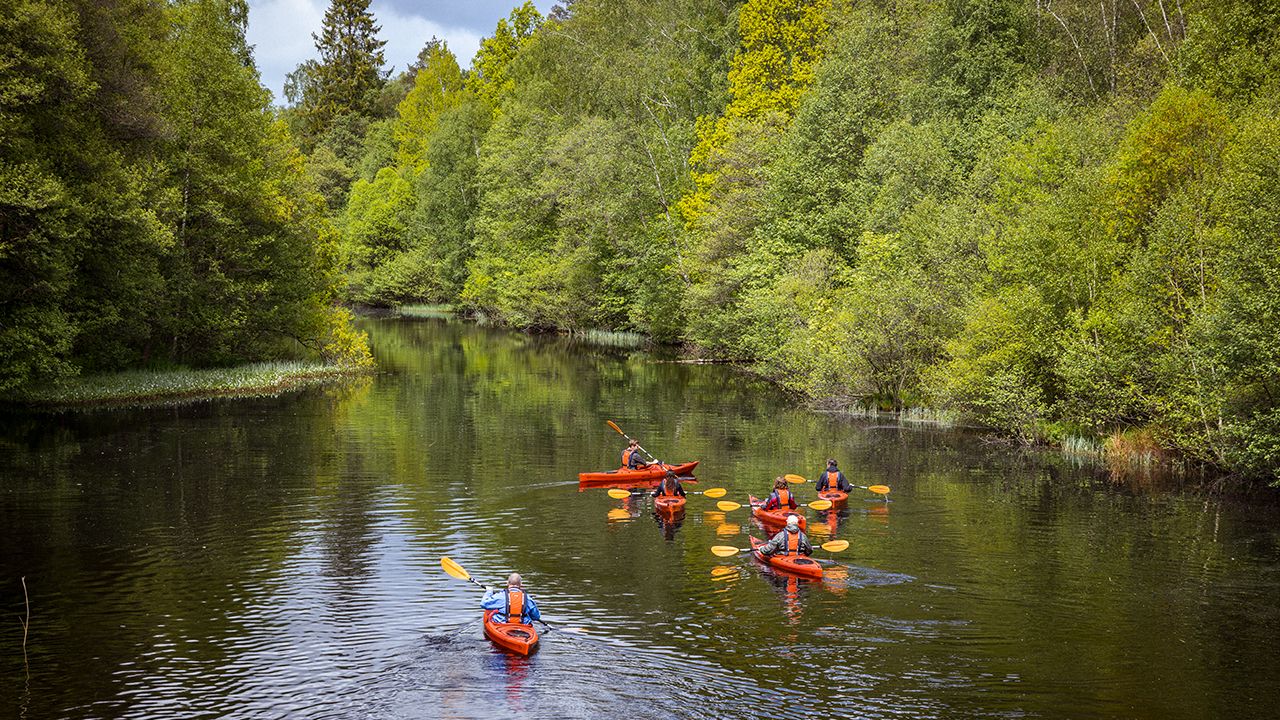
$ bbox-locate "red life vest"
[777,488,791,507]
[505,588,525,622]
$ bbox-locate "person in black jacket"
[652,471,686,498]
[815,459,852,493]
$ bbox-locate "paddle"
[715,498,832,512]
[440,557,565,632]
[710,540,850,557]
[606,420,662,465]
[785,473,890,495]
[607,487,725,499]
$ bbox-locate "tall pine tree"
[303,0,387,139]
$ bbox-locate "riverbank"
[4,361,370,410]
[391,304,1253,487]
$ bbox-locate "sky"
[246,0,553,103]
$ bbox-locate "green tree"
[393,39,465,174]
[301,0,387,138]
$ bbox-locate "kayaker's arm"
[757,530,787,556]
[525,597,541,622]
[799,533,814,556]
[480,589,505,610]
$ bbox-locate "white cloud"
[247,0,483,104]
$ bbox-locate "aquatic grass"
[7,361,364,409]
[560,328,648,349]
[394,303,457,320]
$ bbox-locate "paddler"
[815,459,853,493]
[652,470,686,498]
[758,514,813,557]
[759,476,798,511]
[481,573,542,624]
[622,439,651,469]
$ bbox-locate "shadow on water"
[2,315,1280,719]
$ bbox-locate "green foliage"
[296,0,1280,480]
[0,0,369,394]
[302,0,387,137]
[393,40,465,174]
[468,2,543,106]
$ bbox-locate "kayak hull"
[818,489,849,504]
[483,610,539,655]
[578,461,699,484]
[749,495,807,531]
[750,536,823,580]
[654,495,686,514]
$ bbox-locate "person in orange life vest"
[760,476,798,511]
[815,458,852,492]
[622,440,650,469]
[481,573,541,624]
[652,470,686,498]
[758,514,813,556]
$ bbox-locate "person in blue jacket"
[481,573,541,624]
[815,459,852,493]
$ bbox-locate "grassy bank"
[5,361,368,410]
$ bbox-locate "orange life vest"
[781,529,800,556]
[777,488,791,507]
[505,588,525,622]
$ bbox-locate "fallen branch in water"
[20,576,29,676]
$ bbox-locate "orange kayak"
[749,495,807,531]
[578,461,699,484]
[818,489,848,504]
[654,495,686,514]
[483,610,539,655]
[750,536,823,580]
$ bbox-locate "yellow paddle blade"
[703,487,727,498]
[716,500,742,512]
[784,474,808,483]
[869,484,891,494]
[440,556,471,581]
[606,420,624,434]
[710,545,744,557]
[607,488,631,499]
[808,499,833,511]
[821,540,850,553]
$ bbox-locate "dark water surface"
[3,317,1279,719]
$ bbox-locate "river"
[3,315,1279,719]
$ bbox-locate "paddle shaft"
[608,421,661,464]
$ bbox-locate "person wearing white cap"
[758,513,813,557]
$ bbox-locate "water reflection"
[1,316,1279,720]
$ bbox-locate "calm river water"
[3,316,1279,719]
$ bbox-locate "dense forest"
[291,0,1279,481]
[0,0,371,395]
[4,0,1279,481]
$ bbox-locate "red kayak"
[483,610,539,655]
[750,495,807,531]
[818,489,849,504]
[654,494,686,514]
[578,460,699,484]
[750,536,823,580]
